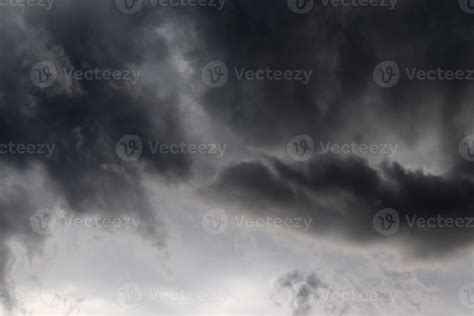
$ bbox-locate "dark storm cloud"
[189,0,474,257]
[0,0,199,295]
[194,0,474,152]
[201,154,474,257]
[0,0,474,309]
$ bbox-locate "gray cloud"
[201,155,474,258]
[273,270,326,316]
[1,0,474,313]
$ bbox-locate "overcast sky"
[0,0,474,315]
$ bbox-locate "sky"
[0,0,474,315]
